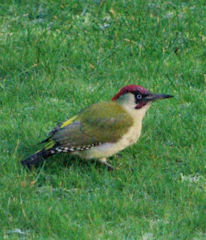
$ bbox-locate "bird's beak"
[145,93,174,102]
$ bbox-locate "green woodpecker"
[21,85,173,170]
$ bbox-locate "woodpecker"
[21,85,173,170]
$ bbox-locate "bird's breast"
[114,120,142,149]
[77,120,142,159]
[75,104,149,160]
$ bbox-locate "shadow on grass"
[20,151,115,172]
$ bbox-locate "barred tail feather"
[21,149,55,168]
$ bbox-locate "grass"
[0,0,206,239]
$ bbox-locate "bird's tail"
[21,149,55,168]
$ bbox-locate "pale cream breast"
[77,103,150,160]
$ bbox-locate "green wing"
[45,102,133,150]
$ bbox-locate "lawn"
[0,0,205,239]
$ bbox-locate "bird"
[21,85,173,170]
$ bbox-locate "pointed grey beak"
[145,93,174,101]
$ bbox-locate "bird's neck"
[123,104,150,126]
[115,93,150,124]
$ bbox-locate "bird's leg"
[99,158,114,171]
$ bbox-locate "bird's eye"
[136,93,142,100]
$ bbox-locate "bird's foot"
[99,158,114,171]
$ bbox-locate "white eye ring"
[136,94,142,99]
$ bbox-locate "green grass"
[0,0,206,239]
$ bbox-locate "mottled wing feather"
[48,115,78,137]
[53,121,98,147]
[50,102,133,150]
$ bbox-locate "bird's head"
[112,85,173,111]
